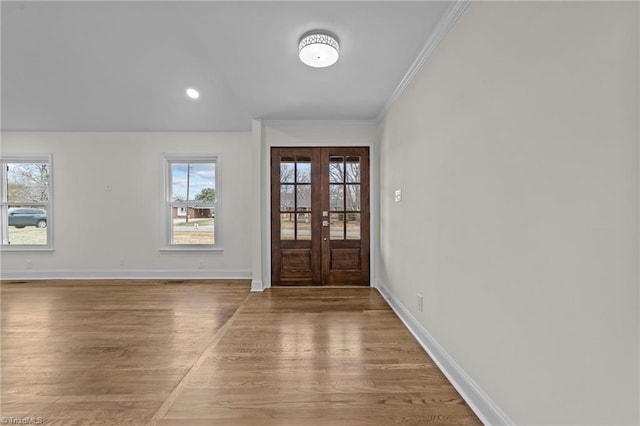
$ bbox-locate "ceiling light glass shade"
[299,32,339,68]
[186,88,200,99]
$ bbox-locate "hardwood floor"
[1,280,480,425]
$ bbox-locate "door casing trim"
[257,120,379,291]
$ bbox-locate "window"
[162,154,219,250]
[0,155,53,250]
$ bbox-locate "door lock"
[322,220,329,227]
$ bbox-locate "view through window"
[165,156,217,248]
[1,158,51,248]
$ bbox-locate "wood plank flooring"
[1,280,480,425]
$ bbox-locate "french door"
[271,147,370,286]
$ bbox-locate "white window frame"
[0,154,54,252]
[160,153,221,252]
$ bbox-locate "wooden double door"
[271,147,370,286]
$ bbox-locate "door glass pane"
[329,184,344,211]
[6,205,48,245]
[280,213,295,240]
[329,156,344,183]
[345,156,360,183]
[296,157,311,183]
[330,213,344,240]
[280,184,295,211]
[171,207,215,245]
[296,213,311,240]
[346,213,361,240]
[6,163,50,203]
[296,185,311,211]
[280,157,295,183]
[345,185,360,211]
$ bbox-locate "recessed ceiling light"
[299,31,340,68]
[186,88,200,99]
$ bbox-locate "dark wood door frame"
[271,147,370,286]
[270,148,321,285]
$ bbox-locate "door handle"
[322,220,329,227]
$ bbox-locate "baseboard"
[250,280,264,292]
[0,270,252,281]
[376,279,513,426]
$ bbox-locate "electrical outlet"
[394,189,402,202]
[417,293,423,312]
[198,259,204,269]
[26,260,33,270]
[119,258,125,267]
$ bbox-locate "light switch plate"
[394,189,402,202]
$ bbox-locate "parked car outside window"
[8,208,47,228]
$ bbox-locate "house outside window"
[0,155,53,250]
[162,154,219,251]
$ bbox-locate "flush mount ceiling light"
[298,31,340,68]
[186,88,200,99]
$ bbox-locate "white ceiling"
[1,1,452,131]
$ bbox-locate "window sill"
[159,247,223,253]
[0,247,54,253]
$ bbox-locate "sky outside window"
[171,163,215,201]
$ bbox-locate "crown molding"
[377,0,471,122]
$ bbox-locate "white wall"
[0,131,253,278]
[263,120,378,147]
[378,2,639,425]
